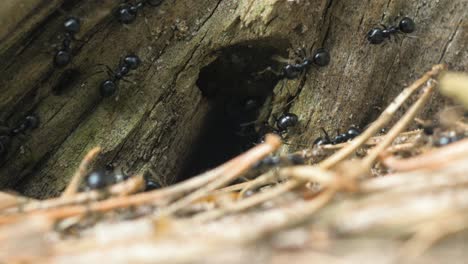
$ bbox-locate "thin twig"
[319,64,446,169]
[0,193,36,212]
[282,166,346,189]
[2,175,145,215]
[0,135,281,224]
[161,134,282,215]
[381,138,468,172]
[192,180,300,222]
[362,80,436,170]
[239,170,279,198]
[61,147,101,198]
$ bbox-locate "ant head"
[25,115,40,129]
[347,126,360,137]
[116,4,138,24]
[64,17,81,34]
[124,54,141,70]
[100,80,117,97]
[86,170,114,190]
[312,48,330,67]
[319,127,331,141]
[282,64,301,80]
[367,28,385,44]
[54,50,72,67]
[243,97,261,112]
[276,113,299,131]
[399,17,415,33]
[144,175,161,191]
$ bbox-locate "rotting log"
[0,0,466,198]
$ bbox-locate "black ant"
[54,17,81,67]
[252,153,305,170]
[144,175,160,191]
[116,0,164,24]
[276,48,330,80]
[99,54,141,97]
[314,126,361,146]
[258,47,330,81]
[85,170,115,190]
[0,115,39,157]
[10,115,40,136]
[276,113,299,133]
[367,17,415,45]
[434,132,465,147]
[256,112,299,144]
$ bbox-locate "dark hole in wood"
[179,43,286,180]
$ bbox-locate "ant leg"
[404,34,419,39]
[91,64,115,78]
[84,70,107,80]
[395,33,403,45]
[388,34,396,44]
[271,54,291,64]
[121,74,137,84]
[121,78,134,84]
[256,66,282,78]
[293,46,307,61]
[382,39,388,47]
[320,127,331,142]
[394,13,402,24]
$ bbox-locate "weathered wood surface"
[0,0,466,198]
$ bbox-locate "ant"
[314,126,361,146]
[268,48,330,80]
[434,131,465,147]
[0,115,39,157]
[281,48,330,79]
[99,54,141,97]
[116,0,164,24]
[276,113,299,134]
[258,47,330,81]
[54,17,81,67]
[85,170,116,190]
[144,175,160,191]
[254,153,305,169]
[367,17,415,45]
[10,115,40,136]
[256,112,299,143]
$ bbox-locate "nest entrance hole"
[179,42,286,180]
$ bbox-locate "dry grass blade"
[161,134,282,215]
[2,175,145,215]
[61,147,102,198]
[320,64,446,169]
[381,138,468,172]
[0,192,35,211]
[361,79,435,172]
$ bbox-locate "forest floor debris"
[2,64,468,263]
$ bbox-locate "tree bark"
[0,0,466,198]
